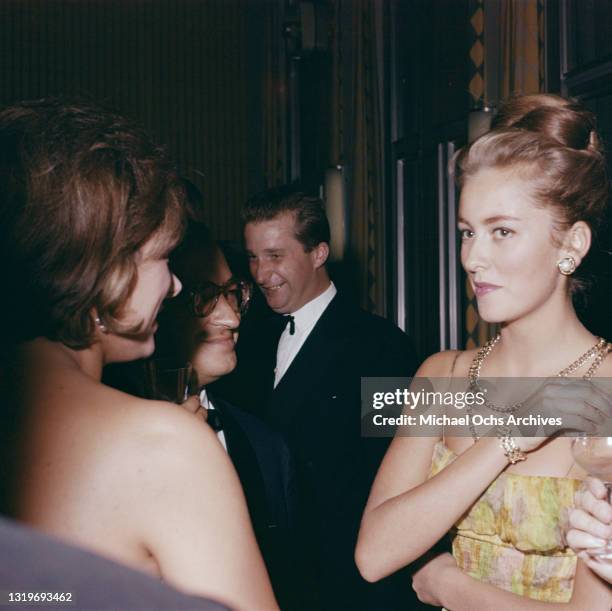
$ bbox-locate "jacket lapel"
[266,294,348,429]
[207,393,269,525]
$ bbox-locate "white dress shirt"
[274,281,337,388]
[199,388,228,450]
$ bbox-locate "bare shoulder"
[20,379,230,569]
[88,390,235,530]
[101,388,223,464]
[416,349,477,377]
[97,395,266,604]
[57,383,229,496]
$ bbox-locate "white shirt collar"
[274,282,336,387]
[198,387,227,450]
[288,281,337,330]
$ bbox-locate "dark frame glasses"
[188,277,252,318]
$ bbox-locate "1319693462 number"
[6,592,74,604]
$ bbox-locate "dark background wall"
[562,0,612,342]
[388,0,471,359]
[0,0,265,241]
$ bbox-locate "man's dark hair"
[242,185,330,251]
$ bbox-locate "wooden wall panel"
[0,0,254,241]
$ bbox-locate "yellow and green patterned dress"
[430,441,582,603]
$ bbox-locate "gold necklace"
[466,336,610,440]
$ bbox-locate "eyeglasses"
[188,277,252,318]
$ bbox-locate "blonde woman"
[356,95,612,609]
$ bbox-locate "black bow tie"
[206,408,224,433]
[284,315,295,335]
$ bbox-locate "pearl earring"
[557,256,576,276]
[95,316,108,333]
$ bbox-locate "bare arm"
[420,555,611,610]
[356,433,509,581]
[137,407,278,611]
[356,352,511,582]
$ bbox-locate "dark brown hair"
[242,185,331,251]
[0,98,185,349]
[455,94,609,292]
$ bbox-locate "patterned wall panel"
[462,0,545,349]
[464,0,487,349]
[469,0,485,106]
[0,0,251,241]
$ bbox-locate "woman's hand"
[511,379,612,453]
[567,477,612,584]
[411,552,460,607]
[180,395,201,414]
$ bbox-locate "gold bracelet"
[497,428,527,464]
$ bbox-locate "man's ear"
[561,221,591,267]
[311,242,330,269]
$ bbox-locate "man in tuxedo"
[154,222,298,609]
[223,187,421,610]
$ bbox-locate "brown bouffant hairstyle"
[455,94,609,292]
[0,98,185,349]
[242,185,331,251]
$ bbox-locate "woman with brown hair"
[0,98,277,611]
[356,94,612,608]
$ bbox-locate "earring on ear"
[95,316,108,333]
[557,256,577,276]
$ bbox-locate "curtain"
[262,1,286,189]
[326,0,386,314]
[501,0,541,97]
[344,0,386,314]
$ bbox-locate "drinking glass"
[143,358,194,403]
[571,435,612,562]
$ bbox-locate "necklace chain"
[466,336,611,440]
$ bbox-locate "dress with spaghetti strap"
[428,342,611,602]
[430,441,581,602]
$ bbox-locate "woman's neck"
[25,338,105,381]
[488,295,597,376]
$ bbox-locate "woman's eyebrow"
[458,214,521,225]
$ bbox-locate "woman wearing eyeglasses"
[0,99,278,611]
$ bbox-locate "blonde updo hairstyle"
[455,94,609,293]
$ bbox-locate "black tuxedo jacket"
[212,292,425,610]
[207,392,299,610]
